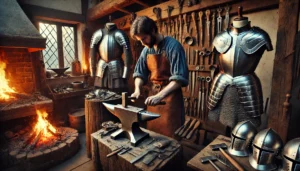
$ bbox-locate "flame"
[83,64,87,74]
[0,61,16,99]
[34,110,57,140]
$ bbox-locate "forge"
[1,110,80,171]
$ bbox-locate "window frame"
[38,20,78,69]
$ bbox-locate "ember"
[0,61,16,100]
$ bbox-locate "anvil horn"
[138,110,160,121]
[102,102,115,115]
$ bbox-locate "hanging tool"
[201,76,206,120]
[153,7,162,32]
[225,5,230,29]
[191,12,199,46]
[197,76,202,119]
[174,18,178,40]
[185,14,190,35]
[179,15,183,44]
[178,0,184,14]
[211,10,216,45]
[205,76,212,117]
[205,10,211,47]
[182,13,187,41]
[170,20,174,37]
[200,48,212,65]
[163,21,168,36]
[173,19,176,39]
[194,50,199,65]
[184,97,190,115]
[198,11,203,47]
[167,6,174,36]
[217,7,222,33]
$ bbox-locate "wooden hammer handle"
[219,148,244,171]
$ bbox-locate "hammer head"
[210,143,228,151]
[200,156,217,163]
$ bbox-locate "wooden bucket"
[69,108,85,132]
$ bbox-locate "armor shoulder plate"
[114,30,130,49]
[213,30,232,54]
[90,29,103,48]
[240,27,273,54]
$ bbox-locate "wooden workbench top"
[92,128,182,171]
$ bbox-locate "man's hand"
[145,95,163,106]
[130,89,141,102]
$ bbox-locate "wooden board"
[187,135,256,171]
[87,0,135,21]
[91,128,182,171]
[113,0,278,30]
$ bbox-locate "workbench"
[187,135,256,171]
[91,128,182,171]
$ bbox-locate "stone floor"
[49,133,95,171]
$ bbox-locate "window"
[39,21,78,70]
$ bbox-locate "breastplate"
[214,26,272,77]
[98,31,123,62]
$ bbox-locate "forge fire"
[0,61,16,100]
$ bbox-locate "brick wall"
[0,47,35,93]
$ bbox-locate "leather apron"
[146,51,184,138]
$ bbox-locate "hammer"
[210,143,245,171]
[200,156,221,171]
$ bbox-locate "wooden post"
[268,0,299,143]
[85,98,121,158]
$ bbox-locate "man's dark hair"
[130,16,158,39]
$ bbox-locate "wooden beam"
[132,0,150,8]
[113,6,131,15]
[113,0,278,30]
[268,0,299,143]
[87,0,135,21]
[20,4,84,24]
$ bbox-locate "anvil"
[102,92,160,146]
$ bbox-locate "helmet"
[281,138,300,171]
[228,120,257,156]
[249,128,283,171]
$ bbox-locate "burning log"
[26,130,42,151]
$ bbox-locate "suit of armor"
[89,23,132,92]
[208,24,272,126]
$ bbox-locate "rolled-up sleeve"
[167,40,189,87]
[133,47,149,84]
